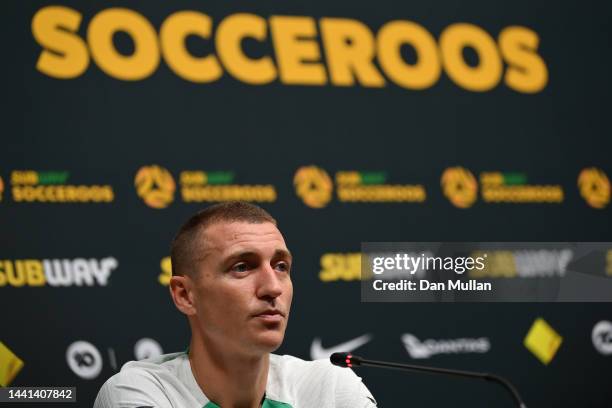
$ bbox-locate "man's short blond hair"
[170,202,276,277]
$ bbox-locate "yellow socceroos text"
[181,186,276,202]
[10,170,114,203]
[33,7,547,93]
[12,185,114,203]
[335,171,425,203]
[179,171,277,203]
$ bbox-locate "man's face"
[190,221,293,356]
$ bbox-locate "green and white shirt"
[94,352,377,408]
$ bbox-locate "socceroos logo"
[294,166,334,208]
[135,165,176,209]
[578,167,610,209]
[441,167,478,208]
[295,166,425,208]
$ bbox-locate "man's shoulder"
[270,353,361,380]
[105,351,186,385]
[268,354,377,407]
[270,353,350,383]
[120,351,187,373]
[271,353,334,372]
[93,352,191,408]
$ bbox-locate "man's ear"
[169,275,197,316]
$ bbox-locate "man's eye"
[231,263,249,273]
[275,262,290,273]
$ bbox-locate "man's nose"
[256,264,283,300]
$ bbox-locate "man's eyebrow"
[273,248,293,261]
[223,251,258,263]
[222,249,292,263]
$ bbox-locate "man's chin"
[252,332,285,354]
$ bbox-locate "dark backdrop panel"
[2,1,612,407]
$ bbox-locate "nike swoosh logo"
[310,334,373,360]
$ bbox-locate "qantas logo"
[310,334,372,360]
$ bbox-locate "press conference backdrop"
[2,0,612,407]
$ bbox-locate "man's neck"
[188,336,269,408]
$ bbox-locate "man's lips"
[253,309,285,322]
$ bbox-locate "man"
[94,202,377,408]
